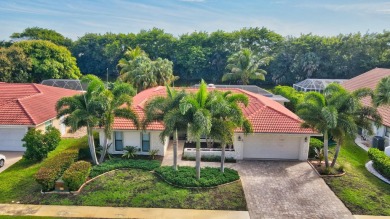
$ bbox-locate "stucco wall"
[36,117,69,136]
[101,130,168,156]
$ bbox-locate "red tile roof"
[0,83,80,126]
[342,68,390,127]
[113,86,318,134]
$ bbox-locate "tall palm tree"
[180,80,212,179]
[98,81,139,163]
[208,90,253,172]
[222,48,268,85]
[56,75,105,165]
[297,84,381,167]
[143,86,187,170]
[373,76,390,107]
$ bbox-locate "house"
[342,68,390,148]
[193,84,290,105]
[293,78,347,92]
[97,86,320,161]
[0,83,80,151]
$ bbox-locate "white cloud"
[298,2,390,15]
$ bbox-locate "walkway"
[162,142,353,218]
[0,204,249,219]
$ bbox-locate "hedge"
[34,149,79,191]
[89,158,161,178]
[155,166,240,187]
[368,148,390,179]
[182,155,236,163]
[62,161,92,191]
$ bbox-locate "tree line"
[1,27,390,85]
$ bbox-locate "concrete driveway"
[235,161,353,219]
[0,151,24,173]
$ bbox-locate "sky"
[1,0,390,40]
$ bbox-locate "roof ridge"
[17,99,36,125]
[238,88,303,123]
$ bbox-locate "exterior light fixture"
[238,136,242,141]
[304,137,308,142]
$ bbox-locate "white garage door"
[0,128,27,151]
[243,135,301,160]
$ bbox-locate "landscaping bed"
[0,137,88,203]
[22,169,247,210]
[324,138,390,216]
[308,160,345,176]
[89,158,161,177]
[155,166,240,187]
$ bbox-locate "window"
[45,120,53,131]
[114,132,124,151]
[141,132,150,152]
[385,127,390,137]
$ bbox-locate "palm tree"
[180,80,212,179]
[56,75,105,165]
[208,90,253,172]
[297,84,381,167]
[373,76,390,107]
[143,86,187,170]
[222,48,268,85]
[98,81,139,163]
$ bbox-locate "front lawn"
[325,138,390,216]
[0,137,88,203]
[22,169,247,210]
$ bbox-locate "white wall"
[100,130,168,156]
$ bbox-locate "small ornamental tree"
[22,127,61,161]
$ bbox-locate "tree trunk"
[220,141,226,173]
[331,140,342,167]
[87,125,99,165]
[173,129,178,171]
[99,134,108,164]
[196,138,201,180]
[324,131,329,168]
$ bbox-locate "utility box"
[372,136,385,151]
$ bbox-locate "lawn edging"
[307,161,346,177]
[365,161,390,185]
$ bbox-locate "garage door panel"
[243,135,301,160]
[0,128,27,151]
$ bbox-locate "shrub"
[182,155,236,163]
[62,161,92,191]
[34,149,79,191]
[89,158,161,177]
[149,149,159,160]
[22,127,61,161]
[122,146,138,159]
[368,148,390,179]
[309,138,323,158]
[155,166,240,187]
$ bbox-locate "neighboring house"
[342,68,390,148]
[293,78,347,92]
[193,84,290,105]
[0,83,80,151]
[98,86,320,161]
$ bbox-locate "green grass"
[325,138,390,216]
[22,169,247,210]
[0,137,88,203]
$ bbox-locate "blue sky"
[1,0,390,40]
